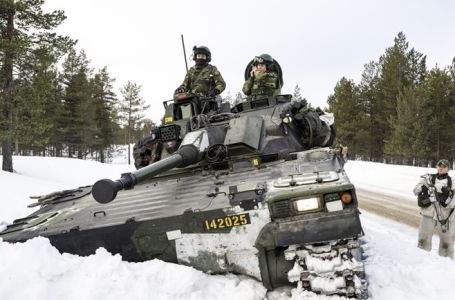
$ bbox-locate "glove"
[208,88,220,97]
[175,87,186,94]
[417,185,432,207]
[421,185,429,194]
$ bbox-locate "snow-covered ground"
[0,152,454,300]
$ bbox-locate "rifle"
[424,174,450,233]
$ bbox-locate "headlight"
[294,197,320,212]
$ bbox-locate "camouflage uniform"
[242,71,281,99]
[413,173,455,258]
[177,64,225,97]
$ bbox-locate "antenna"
[181,34,189,72]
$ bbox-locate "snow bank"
[0,237,266,300]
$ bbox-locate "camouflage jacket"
[177,64,226,97]
[242,71,281,99]
[414,174,455,221]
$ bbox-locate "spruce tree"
[327,77,369,158]
[385,88,424,163]
[91,67,118,162]
[13,47,61,155]
[60,49,93,158]
[420,67,453,163]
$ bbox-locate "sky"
[1,154,455,299]
[42,0,455,123]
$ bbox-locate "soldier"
[242,54,281,100]
[174,46,226,98]
[413,159,455,258]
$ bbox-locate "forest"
[327,32,455,166]
[0,0,153,171]
[2,1,454,172]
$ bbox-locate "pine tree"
[0,0,73,171]
[119,81,149,164]
[293,85,303,101]
[358,33,426,161]
[358,61,381,160]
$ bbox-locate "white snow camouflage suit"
[413,174,455,258]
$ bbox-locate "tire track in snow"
[356,188,420,228]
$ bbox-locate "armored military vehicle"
[0,63,367,298]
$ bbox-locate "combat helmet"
[245,53,283,87]
[253,54,274,67]
[193,46,211,62]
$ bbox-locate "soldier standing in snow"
[242,54,281,100]
[413,159,455,258]
[174,46,225,98]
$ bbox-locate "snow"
[1,153,454,299]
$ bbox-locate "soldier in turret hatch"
[174,45,226,98]
[242,54,282,100]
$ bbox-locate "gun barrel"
[134,154,183,182]
[92,145,200,204]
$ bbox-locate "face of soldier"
[251,64,267,75]
[196,53,207,60]
[195,53,207,66]
[437,165,449,175]
[255,63,267,73]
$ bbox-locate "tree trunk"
[127,129,131,165]
[100,146,105,163]
[1,8,15,172]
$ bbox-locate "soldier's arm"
[212,66,226,93]
[413,176,428,195]
[242,77,254,95]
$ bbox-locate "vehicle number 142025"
[203,213,251,231]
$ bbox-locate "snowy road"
[356,188,420,228]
